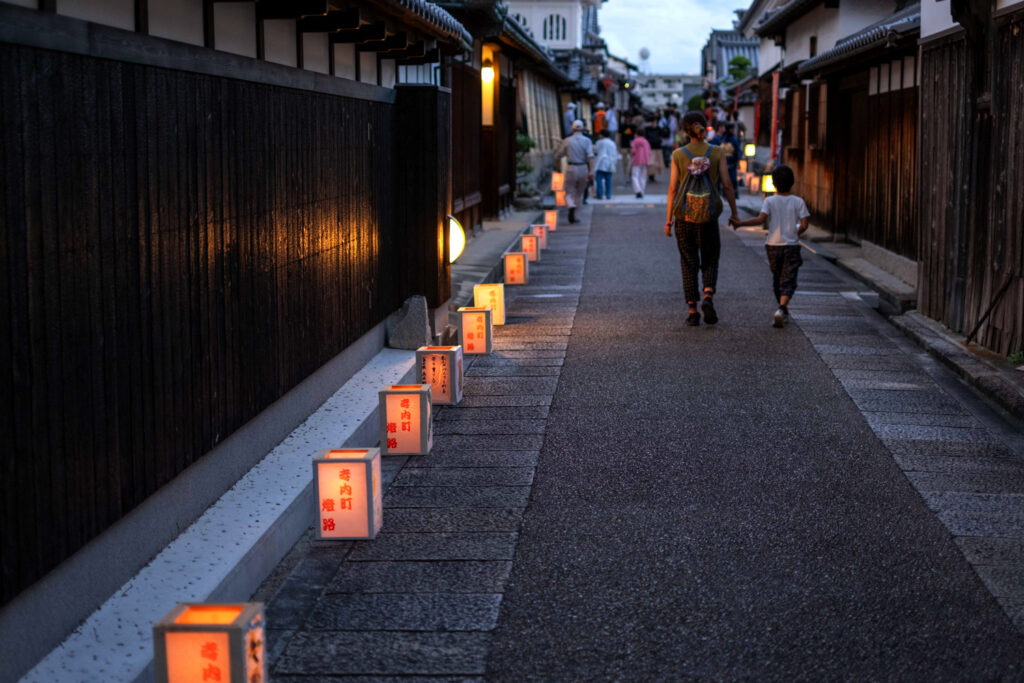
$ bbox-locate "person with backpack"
[665,110,739,326]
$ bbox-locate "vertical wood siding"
[0,43,446,604]
[450,61,482,225]
[919,17,1022,355]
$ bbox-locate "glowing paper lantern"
[521,234,540,262]
[749,174,760,193]
[457,306,493,354]
[416,345,464,406]
[379,384,432,455]
[154,603,265,683]
[473,283,505,325]
[738,159,747,174]
[504,252,529,285]
[544,209,558,231]
[313,448,382,540]
[530,224,548,250]
[744,143,756,157]
[555,190,567,207]
[551,172,565,191]
[762,173,776,194]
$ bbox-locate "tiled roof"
[797,3,920,76]
[755,0,820,37]
[379,0,472,49]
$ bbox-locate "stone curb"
[892,311,1024,423]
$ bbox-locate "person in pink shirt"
[631,134,651,198]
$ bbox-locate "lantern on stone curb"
[555,190,567,207]
[530,224,548,250]
[473,283,505,325]
[544,209,558,231]
[379,384,432,455]
[504,251,529,284]
[313,448,382,540]
[551,171,565,191]
[154,603,265,683]
[521,234,540,262]
[416,345,463,406]
[457,306,493,354]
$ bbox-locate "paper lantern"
[738,159,747,174]
[749,174,760,192]
[544,209,558,231]
[504,251,529,285]
[154,603,265,683]
[521,234,540,262]
[416,345,463,406]
[555,190,567,207]
[551,171,565,191]
[379,384,432,455]
[457,306,493,354]
[530,224,548,250]
[473,283,505,325]
[762,173,776,194]
[313,448,382,540]
[744,143,756,157]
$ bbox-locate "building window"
[513,13,528,28]
[809,36,817,58]
[542,14,566,41]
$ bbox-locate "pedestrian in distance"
[644,118,665,182]
[666,110,739,327]
[555,120,594,223]
[729,164,810,328]
[630,131,651,198]
[711,122,741,192]
[563,102,576,136]
[593,130,618,200]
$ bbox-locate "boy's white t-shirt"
[761,194,810,246]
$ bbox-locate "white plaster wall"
[303,33,330,74]
[57,0,133,30]
[506,0,582,49]
[920,0,957,37]
[359,52,378,85]
[335,43,357,79]
[264,19,297,67]
[214,3,256,58]
[758,40,782,75]
[399,64,438,84]
[784,5,841,64]
[148,0,203,46]
[837,0,893,36]
[380,59,396,88]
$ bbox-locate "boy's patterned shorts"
[765,245,803,300]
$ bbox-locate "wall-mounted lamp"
[448,215,465,263]
[481,58,495,83]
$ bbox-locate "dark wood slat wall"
[0,42,445,604]
[919,18,1022,355]
[450,61,481,227]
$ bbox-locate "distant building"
[701,16,760,113]
[637,73,702,110]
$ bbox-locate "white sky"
[599,0,746,74]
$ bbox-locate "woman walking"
[665,111,738,326]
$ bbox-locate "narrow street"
[265,203,1024,679]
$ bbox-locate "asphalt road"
[485,205,1024,679]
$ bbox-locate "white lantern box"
[473,282,505,325]
[504,251,529,285]
[313,448,383,540]
[416,345,463,406]
[379,384,432,455]
[521,234,540,262]
[530,224,548,249]
[555,190,566,207]
[550,171,565,191]
[544,209,558,231]
[154,603,265,683]
[457,306,493,354]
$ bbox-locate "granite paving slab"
[454,394,555,408]
[326,561,513,594]
[882,439,1017,459]
[434,406,550,420]
[864,412,980,428]
[393,467,536,487]
[431,434,545,451]
[345,533,519,562]
[465,357,565,367]
[403,450,540,468]
[892,453,1024,474]
[383,485,532,509]
[382,508,525,533]
[462,377,559,395]
[956,538,1024,566]
[465,365,562,377]
[904,471,1024,494]
[306,593,502,631]
[432,419,548,435]
[871,424,999,442]
[275,632,490,676]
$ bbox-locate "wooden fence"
[918,14,1023,355]
[0,42,449,604]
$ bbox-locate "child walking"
[730,165,809,327]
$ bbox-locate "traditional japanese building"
[0,0,468,678]
[701,18,760,117]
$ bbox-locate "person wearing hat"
[563,102,577,136]
[555,120,594,223]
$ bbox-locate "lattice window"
[513,13,528,28]
[542,14,566,41]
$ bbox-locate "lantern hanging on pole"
[457,306,493,354]
[544,209,558,231]
[504,251,529,285]
[154,603,265,683]
[379,384,432,455]
[473,283,505,325]
[313,448,382,540]
[416,346,463,406]
[521,234,540,262]
[530,224,548,250]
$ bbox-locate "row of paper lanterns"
[152,211,559,682]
